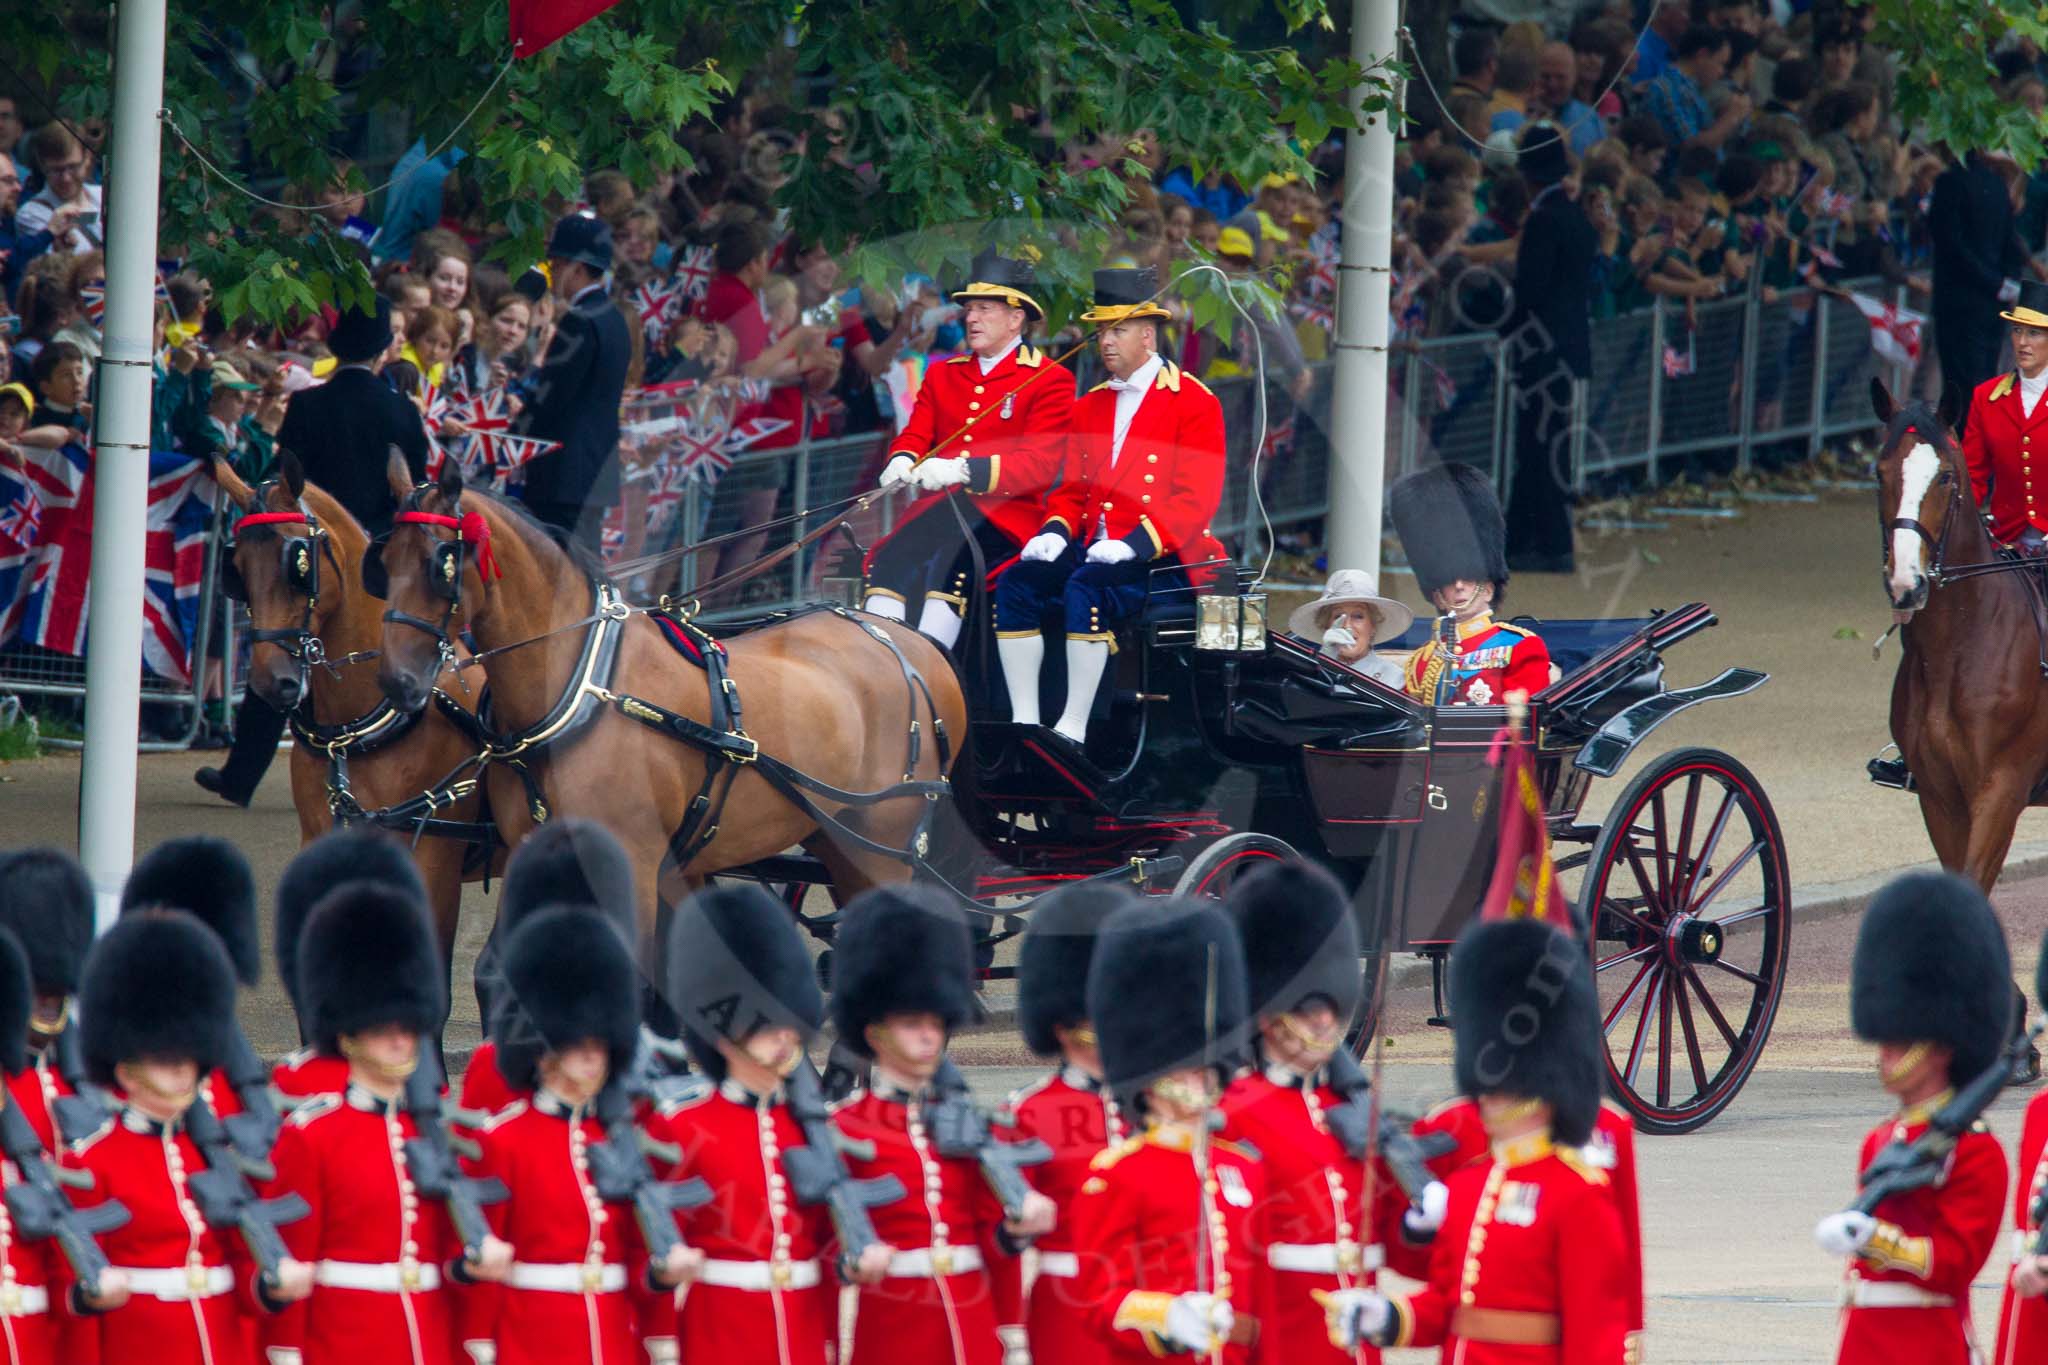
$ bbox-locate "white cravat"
[977,336,1021,375]
[1095,353,1163,541]
[2024,366,2048,418]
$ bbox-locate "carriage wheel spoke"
[1706,903,1774,933]
[1684,963,1743,1051]
[1596,942,1658,972]
[1673,971,1712,1097]
[1657,957,1675,1108]
[1624,968,1664,1090]
[1648,793,1672,910]
[1669,774,1703,915]
[1621,840,1665,919]
[1678,788,1736,912]
[1688,838,1764,917]
[1603,958,1655,1034]
[1706,957,1768,990]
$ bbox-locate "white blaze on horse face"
[1890,442,1939,602]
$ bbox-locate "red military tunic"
[1995,1088,2048,1365]
[1835,1098,2006,1365]
[1069,1121,1271,1365]
[1039,361,1228,581]
[263,1086,461,1365]
[0,1149,70,1365]
[459,1042,522,1118]
[62,1108,259,1365]
[1220,1069,1414,1365]
[1962,370,2048,543]
[271,1049,350,1105]
[829,1084,1017,1365]
[1401,614,1552,707]
[8,1053,75,1158]
[462,1092,655,1365]
[1381,1130,1628,1364]
[1000,1067,1131,1365]
[645,1078,836,1365]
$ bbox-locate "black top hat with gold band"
[952,248,1044,321]
[2002,279,2048,328]
[1080,267,1173,325]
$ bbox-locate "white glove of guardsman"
[1163,1291,1234,1353]
[1315,1287,1392,1350]
[1814,1210,1877,1257]
[1086,539,1137,565]
[911,456,970,490]
[996,1323,1031,1365]
[1402,1179,1450,1238]
[1020,532,1066,563]
[878,454,916,488]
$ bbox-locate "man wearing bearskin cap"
[644,883,841,1365]
[460,906,693,1365]
[996,882,1137,1365]
[827,885,1050,1365]
[64,912,316,1364]
[260,880,507,1365]
[1816,871,2010,1365]
[1320,917,1630,1363]
[1218,861,1437,1364]
[1996,916,2048,1363]
[1069,897,1272,1363]
[0,848,97,1156]
[862,248,1077,650]
[1388,463,1553,708]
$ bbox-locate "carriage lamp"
[1196,592,1268,653]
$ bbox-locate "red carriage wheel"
[1579,748,1790,1135]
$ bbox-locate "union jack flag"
[1306,226,1338,297]
[0,489,40,544]
[673,419,737,482]
[1815,187,1853,219]
[671,244,716,303]
[1662,334,1696,379]
[1289,296,1334,334]
[644,455,693,532]
[725,416,794,453]
[1426,360,1459,409]
[80,281,106,328]
[632,280,681,345]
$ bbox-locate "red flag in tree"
[509,0,622,56]
[1480,694,1573,926]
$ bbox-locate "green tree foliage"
[1861,0,2048,169]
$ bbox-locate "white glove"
[878,454,916,488]
[913,456,970,490]
[645,1338,680,1365]
[1086,539,1137,565]
[1320,624,1357,655]
[1322,1289,1392,1350]
[2002,277,2025,305]
[997,1323,1031,1365]
[1814,1210,1877,1257]
[1021,532,1067,562]
[1163,1292,1233,1352]
[463,1345,498,1365]
[1403,1179,1450,1238]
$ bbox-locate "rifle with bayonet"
[0,1092,128,1299]
[218,1029,285,1165]
[50,1024,112,1147]
[783,1056,904,1280]
[182,1096,310,1286]
[400,1047,509,1262]
[621,1026,700,1112]
[585,1082,713,1265]
[1849,1022,2041,1217]
[1322,1046,1457,1202]
[928,1058,1052,1223]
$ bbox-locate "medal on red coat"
[1001,392,1014,420]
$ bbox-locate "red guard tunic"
[271,1049,349,1105]
[829,1084,1017,1365]
[1381,1130,1628,1364]
[0,1150,68,1365]
[1220,1069,1414,1365]
[1835,1099,2006,1365]
[1995,1088,2048,1365]
[62,1108,258,1365]
[458,1043,522,1118]
[461,1093,653,1365]
[1069,1122,1271,1365]
[1961,370,2048,543]
[8,1054,75,1158]
[999,1068,1131,1365]
[645,1078,835,1365]
[263,1087,460,1365]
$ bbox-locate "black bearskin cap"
[0,847,95,995]
[120,836,261,987]
[0,929,33,1075]
[275,830,427,1016]
[829,885,979,1057]
[80,912,238,1087]
[1389,462,1510,604]
[1852,871,2012,1084]
[500,819,638,944]
[1087,898,1250,1095]
[1229,860,1362,1027]
[1450,918,1604,1146]
[491,906,642,1091]
[666,884,824,1079]
[299,883,446,1053]
[1018,882,1132,1058]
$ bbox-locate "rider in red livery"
[1816,872,2010,1365]
[1961,280,2048,548]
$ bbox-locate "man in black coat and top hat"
[827,885,1051,1365]
[1930,150,2027,408]
[1068,897,1270,1363]
[644,884,842,1365]
[1390,462,1553,707]
[1815,871,2009,1365]
[512,213,630,549]
[0,847,96,1155]
[1321,917,1630,1362]
[862,250,1077,651]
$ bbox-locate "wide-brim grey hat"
[1286,569,1415,641]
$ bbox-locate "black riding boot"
[194,697,288,807]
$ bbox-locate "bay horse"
[1872,377,2048,890]
[367,457,969,963]
[215,453,499,990]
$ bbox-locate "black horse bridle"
[369,486,502,686]
[220,481,348,692]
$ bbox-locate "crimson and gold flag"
[1479,696,1573,926]
[510,0,622,55]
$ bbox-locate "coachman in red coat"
[1961,281,2048,547]
[862,250,1076,649]
[1817,872,2011,1365]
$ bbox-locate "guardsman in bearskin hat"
[1218,861,1436,1365]
[1069,897,1270,1362]
[1388,463,1553,707]
[994,266,1228,749]
[460,904,692,1365]
[1997,919,2048,1363]
[262,881,505,1365]
[1320,918,1630,1362]
[270,829,431,1101]
[0,848,97,1155]
[647,883,838,1365]
[64,912,315,1364]
[997,882,1137,1365]
[862,248,1077,650]
[828,885,1049,1365]
[461,819,639,1116]
[1816,871,2009,1365]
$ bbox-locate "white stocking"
[916,598,964,649]
[1053,639,1110,744]
[863,593,907,623]
[997,634,1046,725]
